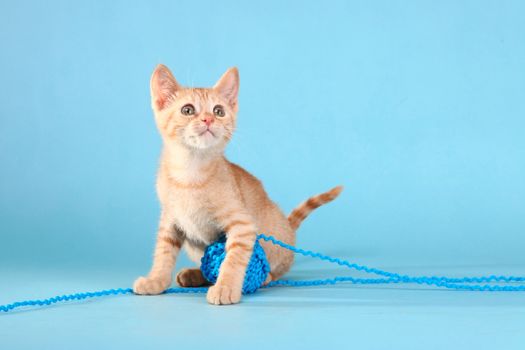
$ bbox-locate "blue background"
[1,1,524,349]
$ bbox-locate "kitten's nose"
[201,114,214,127]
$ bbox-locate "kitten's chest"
[168,189,220,246]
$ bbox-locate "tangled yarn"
[200,236,270,294]
[2,233,525,313]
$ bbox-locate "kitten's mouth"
[199,129,215,137]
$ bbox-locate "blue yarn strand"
[257,234,525,292]
[2,233,524,313]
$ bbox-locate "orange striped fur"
[288,186,344,231]
[132,65,343,304]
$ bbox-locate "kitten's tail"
[287,185,344,231]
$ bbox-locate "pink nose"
[201,115,214,127]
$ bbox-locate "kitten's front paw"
[206,283,242,305]
[133,276,170,295]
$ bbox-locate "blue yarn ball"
[200,236,270,294]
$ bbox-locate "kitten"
[133,65,343,305]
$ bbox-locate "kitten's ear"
[150,64,179,110]
[213,67,239,108]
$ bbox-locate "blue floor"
[2,262,525,349]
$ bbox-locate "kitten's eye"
[213,105,225,117]
[181,104,195,116]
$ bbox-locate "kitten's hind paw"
[133,276,170,295]
[176,268,211,287]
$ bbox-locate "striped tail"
[287,185,344,231]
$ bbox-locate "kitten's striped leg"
[207,209,257,305]
[133,215,183,295]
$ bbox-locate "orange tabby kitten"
[133,65,343,305]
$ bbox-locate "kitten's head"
[150,65,239,151]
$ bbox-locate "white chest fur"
[158,147,227,247]
[168,188,221,246]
